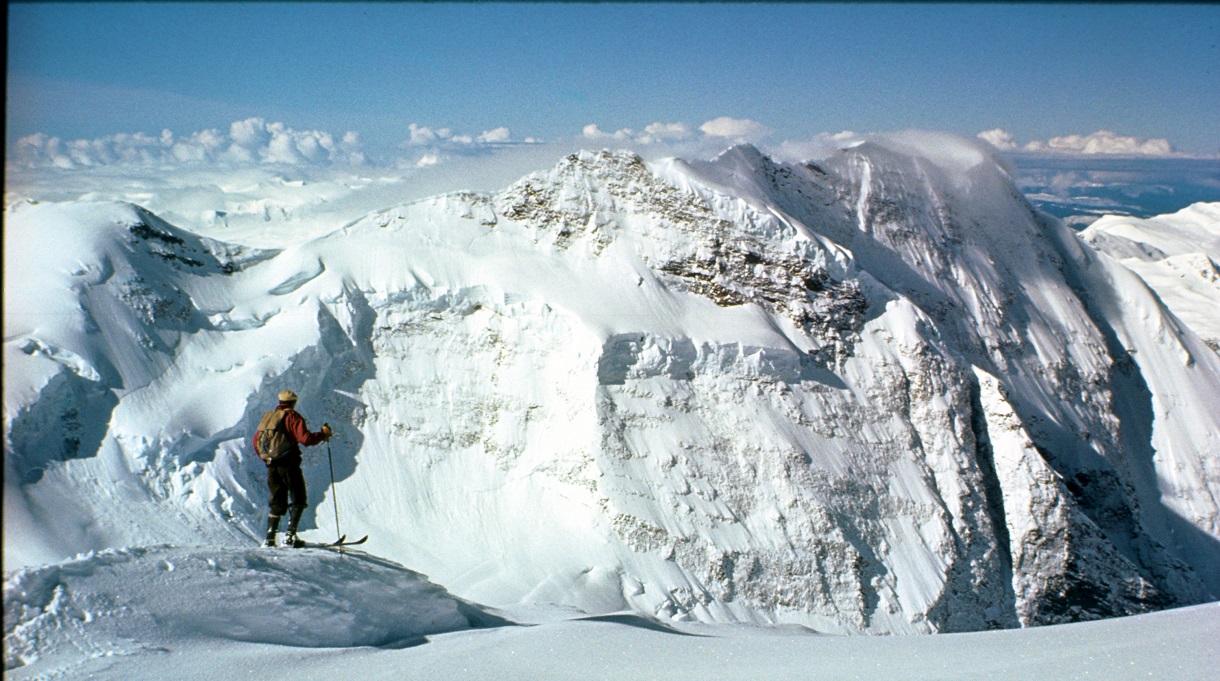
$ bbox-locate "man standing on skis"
[253,390,332,547]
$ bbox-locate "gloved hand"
[321,424,333,439]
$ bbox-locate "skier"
[253,390,333,547]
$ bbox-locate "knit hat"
[278,390,298,403]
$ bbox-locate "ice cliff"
[5,135,1219,634]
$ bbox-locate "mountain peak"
[6,142,1220,635]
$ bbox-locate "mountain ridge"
[5,138,1219,634]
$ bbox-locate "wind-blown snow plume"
[5,135,1219,636]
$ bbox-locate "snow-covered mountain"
[5,133,1219,637]
[1080,203,1220,352]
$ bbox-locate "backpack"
[255,409,293,462]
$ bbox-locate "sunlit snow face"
[4,133,1218,640]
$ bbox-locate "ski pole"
[325,433,342,543]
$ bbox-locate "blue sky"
[7,3,1220,159]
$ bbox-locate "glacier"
[5,134,1219,637]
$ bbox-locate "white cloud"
[699,117,771,142]
[404,124,521,148]
[582,124,634,142]
[641,122,692,143]
[478,127,512,144]
[1032,130,1176,156]
[8,118,367,169]
[230,119,271,148]
[770,131,865,164]
[580,117,820,163]
[978,129,1179,157]
[978,129,1018,151]
[406,123,442,146]
[394,123,538,168]
[581,121,711,146]
[265,127,306,164]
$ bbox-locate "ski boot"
[264,514,282,547]
[284,506,306,548]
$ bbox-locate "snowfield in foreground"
[3,545,494,669]
[4,543,1216,680]
[4,131,1220,674]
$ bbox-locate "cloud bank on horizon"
[977,128,1181,157]
[5,116,1202,173]
[9,118,368,170]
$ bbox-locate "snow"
[5,131,1220,676]
[5,545,1216,679]
[3,545,479,668]
[1080,203,1220,350]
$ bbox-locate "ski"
[261,534,366,549]
[328,535,368,547]
[300,535,367,549]
[296,535,349,549]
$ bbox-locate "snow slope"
[1080,202,1220,351]
[5,135,1220,643]
[4,544,1217,680]
[3,544,494,671]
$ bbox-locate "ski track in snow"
[4,133,1220,675]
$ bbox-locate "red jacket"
[252,404,326,466]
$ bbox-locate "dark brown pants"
[267,464,307,517]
